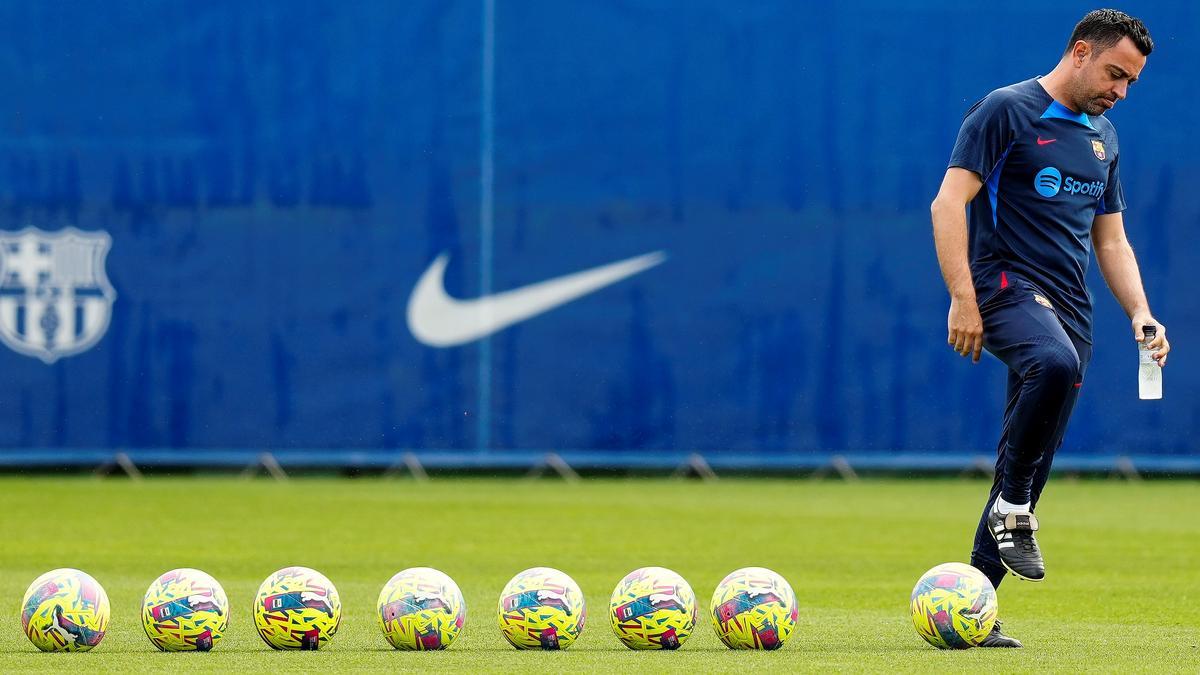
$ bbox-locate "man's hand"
[1093,214,1169,367]
[948,295,984,363]
[1132,315,1170,366]
[931,168,986,364]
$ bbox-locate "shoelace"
[1012,528,1038,554]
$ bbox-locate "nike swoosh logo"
[407,251,667,347]
[1037,137,1057,145]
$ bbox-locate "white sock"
[994,496,1030,515]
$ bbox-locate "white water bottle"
[1138,325,1162,400]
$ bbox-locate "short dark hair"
[1066,9,1153,56]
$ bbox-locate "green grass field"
[0,476,1197,672]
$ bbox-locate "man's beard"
[1066,79,1113,116]
[1081,98,1111,116]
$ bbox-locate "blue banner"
[0,1,1194,459]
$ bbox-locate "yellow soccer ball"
[709,567,797,650]
[377,567,466,650]
[20,568,110,652]
[497,567,585,650]
[253,566,342,650]
[910,562,997,649]
[142,568,228,651]
[609,566,697,650]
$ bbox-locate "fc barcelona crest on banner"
[1091,139,1106,160]
[0,228,116,364]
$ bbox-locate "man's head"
[1060,9,1153,115]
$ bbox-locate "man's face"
[1068,36,1147,116]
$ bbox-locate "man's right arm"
[931,167,985,362]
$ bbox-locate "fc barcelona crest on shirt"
[1091,139,1106,160]
[0,228,116,364]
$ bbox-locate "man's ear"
[1071,40,1091,66]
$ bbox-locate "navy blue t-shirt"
[949,77,1125,343]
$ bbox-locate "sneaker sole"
[989,522,1045,583]
[978,638,1024,648]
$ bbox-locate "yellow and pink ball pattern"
[709,567,797,650]
[21,568,110,652]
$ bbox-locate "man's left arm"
[1093,211,1170,365]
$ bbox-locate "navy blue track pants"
[968,274,1092,589]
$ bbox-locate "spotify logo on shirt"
[1035,167,1104,199]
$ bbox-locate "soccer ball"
[142,568,228,651]
[377,567,466,650]
[497,567,586,650]
[709,567,798,650]
[20,568,110,652]
[253,566,342,650]
[910,562,997,649]
[609,566,698,650]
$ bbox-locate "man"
[930,9,1170,647]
